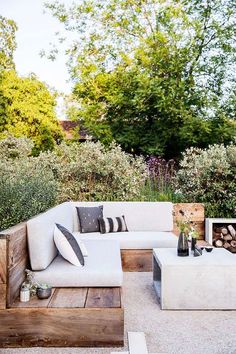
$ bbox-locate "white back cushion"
[71,201,173,232]
[27,202,73,270]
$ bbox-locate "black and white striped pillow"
[98,216,128,234]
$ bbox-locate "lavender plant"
[144,156,179,201]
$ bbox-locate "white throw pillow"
[54,224,87,267]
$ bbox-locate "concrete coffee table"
[153,248,236,310]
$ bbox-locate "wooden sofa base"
[121,250,153,272]
[0,287,124,348]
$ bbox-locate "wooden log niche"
[213,224,236,253]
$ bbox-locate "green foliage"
[0,70,64,154]
[0,15,17,70]
[175,144,236,217]
[142,155,184,202]
[54,141,147,202]
[0,137,148,230]
[0,156,58,231]
[141,179,184,203]
[74,37,217,156]
[0,135,33,159]
[45,0,236,158]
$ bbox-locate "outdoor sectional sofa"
[0,201,204,348]
[27,201,177,287]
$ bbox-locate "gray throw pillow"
[76,205,103,233]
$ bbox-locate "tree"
[0,70,64,154]
[45,0,236,157]
[0,15,17,70]
[0,15,64,154]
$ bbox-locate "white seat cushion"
[33,240,123,287]
[73,231,178,249]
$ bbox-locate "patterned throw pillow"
[54,224,85,267]
[76,206,103,233]
[98,216,128,234]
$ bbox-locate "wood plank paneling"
[3,223,29,307]
[0,308,124,347]
[49,288,88,308]
[173,203,205,240]
[7,223,28,269]
[7,257,28,307]
[0,284,6,309]
[0,239,7,284]
[121,250,152,272]
[86,288,121,308]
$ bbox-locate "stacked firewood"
[213,225,236,253]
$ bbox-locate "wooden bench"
[0,287,124,347]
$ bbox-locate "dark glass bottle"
[191,237,197,251]
[177,232,189,257]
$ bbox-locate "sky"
[0,0,73,94]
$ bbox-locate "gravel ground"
[1,272,236,354]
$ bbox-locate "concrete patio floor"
[1,272,236,354]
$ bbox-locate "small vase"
[177,232,189,257]
[191,237,197,251]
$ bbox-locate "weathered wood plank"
[0,239,7,284]
[0,307,124,347]
[86,288,121,308]
[0,284,6,309]
[11,289,56,308]
[49,288,88,308]
[7,223,28,270]
[7,256,28,308]
[197,240,210,247]
[173,203,205,221]
[121,250,152,272]
[3,223,29,307]
[173,203,205,240]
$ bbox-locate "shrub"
[0,135,33,159]
[175,144,236,217]
[0,157,58,231]
[54,141,147,202]
[142,156,183,202]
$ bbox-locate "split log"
[223,242,231,249]
[213,232,222,239]
[230,240,236,248]
[228,225,236,239]
[223,234,233,241]
[215,227,223,233]
[221,228,228,235]
[213,225,236,253]
[214,239,223,247]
